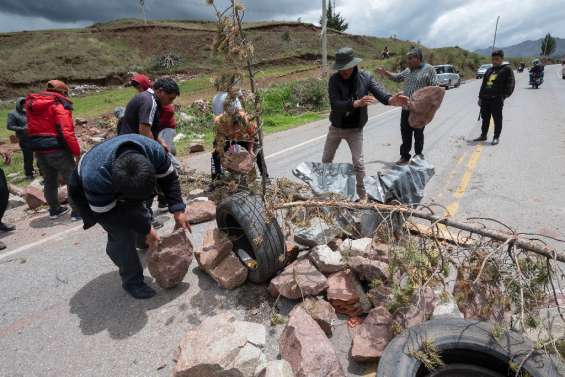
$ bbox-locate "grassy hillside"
[0,19,484,98]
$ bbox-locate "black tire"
[377,318,560,377]
[216,192,286,283]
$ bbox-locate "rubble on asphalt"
[174,312,267,377]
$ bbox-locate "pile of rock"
[265,235,442,365]
[195,228,248,290]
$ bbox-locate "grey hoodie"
[7,97,28,138]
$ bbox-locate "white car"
[434,64,461,89]
[476,64,492,79]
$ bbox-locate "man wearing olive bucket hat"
[324,47,409,200]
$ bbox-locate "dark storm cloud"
[0,0,319,24]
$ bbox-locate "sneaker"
[473,136,487,142]
[0,240,6,250]
[492,138,500,145]
[123,282,156,299]
[414,154,425,160]
[70,211,82,221]
[152,218,164,230]
[49,206,70,219]
[396,158,410,165]
[0,222,16,232]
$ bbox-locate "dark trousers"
[211,140,266,178]
[19,138,35,177]
[0,169,9,221]
[400,110,425,160]
[36,150,77,212]
[480,98,504,139]
[99,218,147,288]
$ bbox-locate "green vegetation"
[541,33,557,57]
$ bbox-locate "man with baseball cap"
[324,47,408,200]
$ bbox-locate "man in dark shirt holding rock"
[474,49,515,145]
[69,134,191,299]
[324,47,408,200]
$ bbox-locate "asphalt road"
[1,65,565,377]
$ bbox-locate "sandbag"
[147,229,193,289]
[408,86,446,129]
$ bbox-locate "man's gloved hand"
[173,211,192,233]
[388,93,409,107]
[145,227,160,250]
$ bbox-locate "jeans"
[19,137,35,177]
[400,110,425,160]
[0,169,8,221]
[99,218,147,288]
[480,98,504,139]
[322,125,366,198]
[36,150,77,212]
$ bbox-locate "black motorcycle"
[529,71,543,89]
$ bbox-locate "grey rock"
[255,360,294,377]
[309,245,344,274]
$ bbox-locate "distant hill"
[475,37,565,58]
[0,18,484,99]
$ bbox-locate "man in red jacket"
[26,80,81,220]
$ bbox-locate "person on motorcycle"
[530,59,544,84]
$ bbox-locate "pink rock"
[348,256,388,283]
[186,199,216,224]
[408,86,446,129]
[195,228,233,271]
[301,297,337,337]
[327,270,371,317]
[351,306,393,361]
[280,305,345,377]
[24,185,68,209]
[147,229,193,289]
[223,150,255,174]
[189,143,205,153]
[24,186,46,209]
[268,259,328,300]
[208,252,248,289]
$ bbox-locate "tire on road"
[216,191,286,283]
[376,318,560,377]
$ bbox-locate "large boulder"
[208,252,248,290]
[301,297,337,337]
[186,199,216,224]
[279,306,345,377]
[147,229,193,289]
[268,259,328,300]
[174,312,266,377]
[195,228,233,271]
[327,270,371,317]
[309,245,344,274]
[255,360,294,377]
[350,306,393,361]
[348,256,388,283]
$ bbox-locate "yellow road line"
[435,151,467,200]
[445,144,483,217]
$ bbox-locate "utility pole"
[321,0,328,76]
[492,16,500,51]
[139,0,147,24]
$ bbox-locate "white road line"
[265,107,400,160]
[1,107,401,259]
[0,224,84,261]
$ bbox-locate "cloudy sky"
[0,0,564,50]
